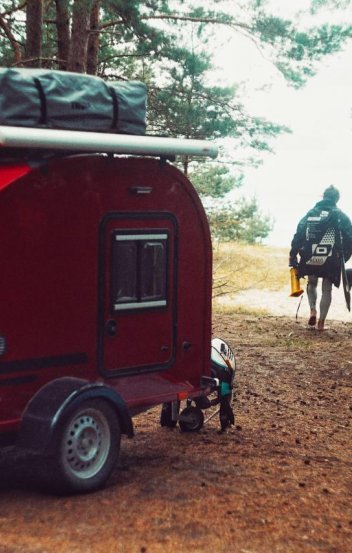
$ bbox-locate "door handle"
[105,319,117,337]
[182,341,192,351]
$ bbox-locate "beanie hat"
[323,185,340,204]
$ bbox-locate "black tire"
[43,399,121,495]
[178,406,204,433]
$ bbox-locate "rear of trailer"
[0,68,236,494]
[0,124,228,493]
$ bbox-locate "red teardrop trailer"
[0,123,236,493]
[0,70,237,495]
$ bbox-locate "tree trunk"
[55,0,70,70]
[25,0,43,67]
[0,14,22,65]
[183,155,189,176]
[67,0,95,73]
[86,0,100,75]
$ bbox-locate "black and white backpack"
[299,207,341,276]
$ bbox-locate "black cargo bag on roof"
[0,68,147,135]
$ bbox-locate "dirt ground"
[0,312,351,553]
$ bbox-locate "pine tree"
[0,0,351,242]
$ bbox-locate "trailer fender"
[17,377,133,454]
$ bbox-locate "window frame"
[111,230,169,312]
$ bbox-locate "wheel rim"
[186,412,200,429]
[180,407,203,430]
[62,408,111,480]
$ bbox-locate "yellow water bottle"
[290,267,303,297]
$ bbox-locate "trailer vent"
[0,336,6,356]
[129,186,152,195]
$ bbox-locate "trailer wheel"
[44,399,120,494]
[178,406,204,433]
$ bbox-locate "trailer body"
[0,152,213,421]
[0,127,219,492]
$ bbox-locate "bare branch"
[140,13,249,31]
[99,52,146,64]
[11,56,65,67]
[98,13,250,32]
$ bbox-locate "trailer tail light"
[177,391,189,401]
[0,336,6,356]
[0,165,31,192]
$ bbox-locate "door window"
[112,232,168,311]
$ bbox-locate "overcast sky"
[241,46,352,248]
[211,1,352,248]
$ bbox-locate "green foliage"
[275,24,352,86]
[189,163,272,244]
[253,12,352,87]
[207,197,273,243]
[1,1,351,87]
[311,0,351,10]
[0,0,351,200]
[190,165,243,198]
[147,46,238,140]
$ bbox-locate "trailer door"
[98,214,177,376]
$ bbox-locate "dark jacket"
[289,199,352,287]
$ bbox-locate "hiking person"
[289,185,352,331]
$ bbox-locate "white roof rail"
[0,126,218,159]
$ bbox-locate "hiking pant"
[307,275,333,321]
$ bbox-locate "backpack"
[299,207,341,278]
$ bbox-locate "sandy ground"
[0,311,351,552]
[217,283,352,323]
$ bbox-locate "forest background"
[0,0,351,245]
